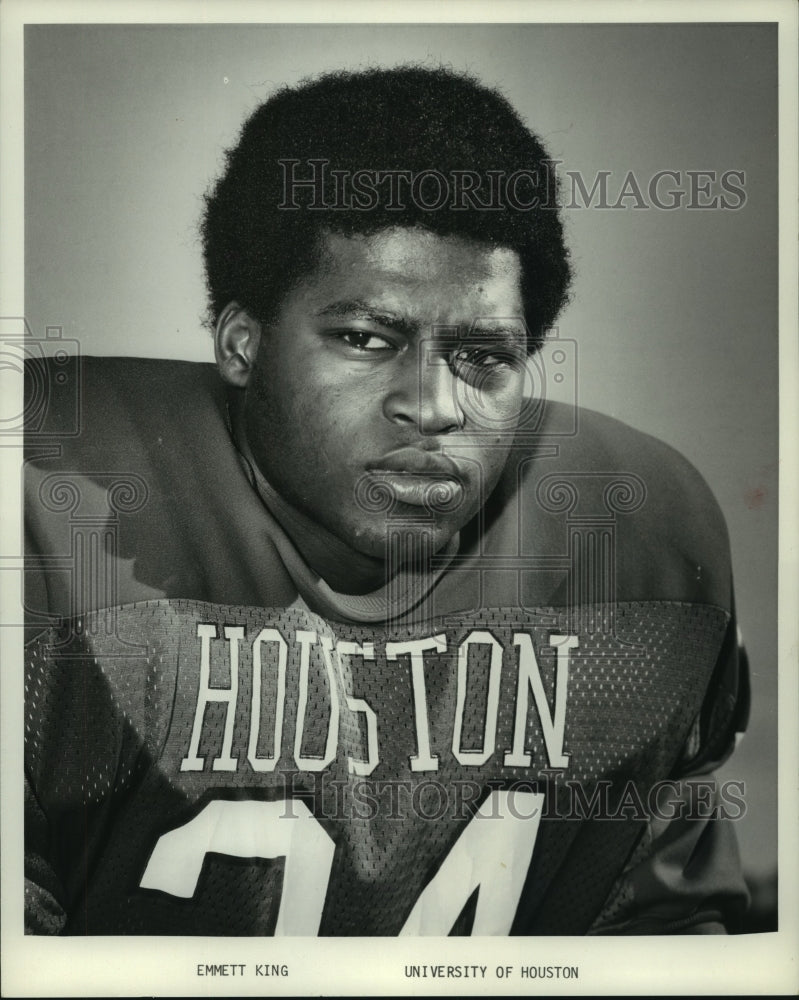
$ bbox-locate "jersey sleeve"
[588,612,751,934]
[24,774,68,935]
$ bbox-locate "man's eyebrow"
[465,323,527,345]
[315,301,420,337]
[315,302,526,346]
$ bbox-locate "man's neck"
[250,468,392,595]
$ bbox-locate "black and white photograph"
[1,0,796,995]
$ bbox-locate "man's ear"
[214,302,262,387]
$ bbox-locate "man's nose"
[383,348,466,435]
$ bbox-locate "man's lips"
[365,448,463,477]
[363,449,465,510]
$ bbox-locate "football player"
[24,67,749,935]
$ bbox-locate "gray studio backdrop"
[24,23,778,885]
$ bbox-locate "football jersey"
[23,356,749,935]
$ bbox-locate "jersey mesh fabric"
[26,597,729,935]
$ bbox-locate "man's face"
[243,226,528,564]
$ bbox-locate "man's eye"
[450,346,524,372]
[339,331,394,352]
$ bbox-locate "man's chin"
[346,516,460,568]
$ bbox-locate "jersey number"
[140,790,543,935]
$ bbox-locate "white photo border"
[1,1,796,996]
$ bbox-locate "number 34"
[140,790,543,935]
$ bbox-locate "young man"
[24,67,748,935]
